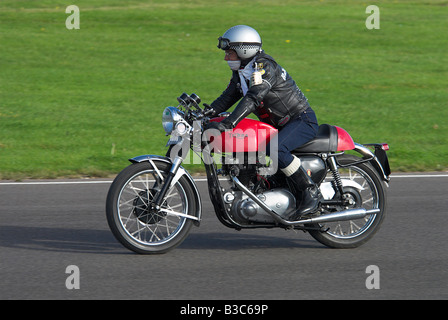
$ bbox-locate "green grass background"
[0,0,447,179]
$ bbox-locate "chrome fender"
[129,154,202,226]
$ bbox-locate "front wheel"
[307,155,387,248]
[106,161,197,254]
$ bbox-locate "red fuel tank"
[206,117,278,153]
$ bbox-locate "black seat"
[293,124,338,153]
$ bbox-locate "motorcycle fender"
[354,143,390,183]
[129,155,202,226]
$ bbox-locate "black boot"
[287,166,323,219]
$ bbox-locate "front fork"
[151,156,183,209]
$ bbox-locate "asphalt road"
[1,173,447,300]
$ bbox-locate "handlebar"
[176,92,215,119]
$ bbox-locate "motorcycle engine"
[228,188,296,224]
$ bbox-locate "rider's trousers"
[267,107,319,169]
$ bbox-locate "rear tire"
[307,155,387,248]
[106,161,196,254]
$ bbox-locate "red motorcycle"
[106,93,390,254]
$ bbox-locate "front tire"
[106,161,196,254]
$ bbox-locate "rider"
[205,25,323,218]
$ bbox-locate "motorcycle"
[106,93,391,254]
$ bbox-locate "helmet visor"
[217,37,230,50]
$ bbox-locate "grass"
[0,0,447,179]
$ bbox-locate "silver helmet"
[217,25,262,60]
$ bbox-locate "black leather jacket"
[210,51,310,128]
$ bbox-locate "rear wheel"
[106,161,196,254]
[307,155,387,248]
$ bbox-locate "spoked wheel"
[106,161,197,254]
[307,155,387,248]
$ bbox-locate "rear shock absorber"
[328,156,344,196]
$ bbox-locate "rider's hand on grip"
[204,121,227,133]
[203,119,232,144]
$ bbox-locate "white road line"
[390,174,448,178]
[0,180,113,185]
[0,174,447,185]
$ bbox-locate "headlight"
[175,122,187,135]
[162,107,184,134]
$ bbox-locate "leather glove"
[204,120,231,133]
[223,96,255,128]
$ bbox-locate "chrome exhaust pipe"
[231,175,380,226]
[294,208,380,225]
